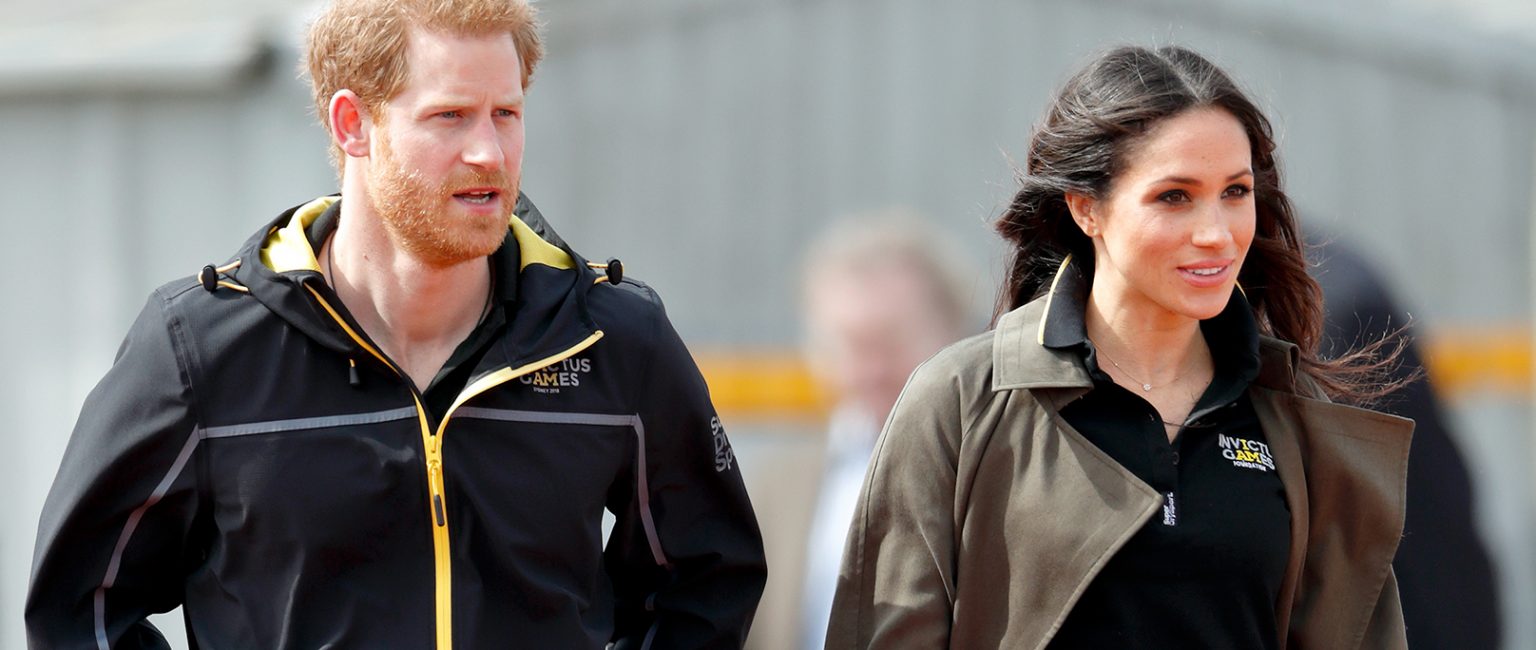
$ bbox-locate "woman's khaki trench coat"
[827,294,1413,650]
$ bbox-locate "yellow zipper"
[418,405,451,650]
[307,286,454,649]
[426,330,603,648]
[437,331,605,432]
[306,285,604,649]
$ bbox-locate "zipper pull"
[428,460,446,527]
[348,358,361,387]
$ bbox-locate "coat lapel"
[969,298,1163,649]
[1250,386,1312,647]
[1251,340,1413,649]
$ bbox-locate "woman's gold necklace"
[1097,347,1188,392]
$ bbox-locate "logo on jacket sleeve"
[1218,433,1275,471]
[520,357,592,394]
[711,416,735,472]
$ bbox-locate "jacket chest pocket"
[442,413,635,527]
[201,413,427,550]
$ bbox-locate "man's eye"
[437,111,461,119]
[496,109,519,118]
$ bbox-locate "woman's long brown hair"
[994,46,1405,404]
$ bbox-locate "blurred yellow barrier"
[695,328,1535,423]
[692,350,830,423]
[1423,326,1534,400]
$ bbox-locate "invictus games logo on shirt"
[711,416,735,472]
[1218,433,1276,472]
[519,357,592,395]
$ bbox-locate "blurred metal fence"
[2,0,1533,647]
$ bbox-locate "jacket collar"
[993,296,1094,392]
[295,197,529,308]
[234,192,601,363]
[994,255,1277,393]
[254,193,581,277]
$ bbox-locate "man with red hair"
[26,1,766,647]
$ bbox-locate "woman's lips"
[1178,261,1232,287]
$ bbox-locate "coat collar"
[993,294,1095,392]
[993,255,1276,393]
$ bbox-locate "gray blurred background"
[3,0,1533,648]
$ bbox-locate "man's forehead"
[406,86,525,105]
[394,27,525,103]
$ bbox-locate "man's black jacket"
[27,195,767,649]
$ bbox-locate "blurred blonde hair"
[800,210,976,359]
[304,0,543,168]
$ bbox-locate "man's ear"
[328,90,372,158]
[1064,192,1101,238]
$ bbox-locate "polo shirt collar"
[993,255,1262,391]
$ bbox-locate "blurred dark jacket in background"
[1312,237,1502,650]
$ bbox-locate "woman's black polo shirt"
[1040,262,1291,650]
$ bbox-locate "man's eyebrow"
[419,94,525,109]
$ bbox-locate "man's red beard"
[367,133,515,267]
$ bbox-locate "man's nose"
[461,118,505,171]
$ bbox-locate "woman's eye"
[1223,184,1252,198]
[1157,190,1190,204]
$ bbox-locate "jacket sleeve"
[605,304,767,649]
[26,292,204,649]
[826,358,961,649]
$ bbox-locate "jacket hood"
[224,193,602,368]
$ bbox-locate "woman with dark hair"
[825,46,1411,649]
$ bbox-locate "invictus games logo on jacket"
[1218,433,1276,472]
[711,416,735,472]
[520,357,592,394]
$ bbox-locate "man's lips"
[452,187,503,205]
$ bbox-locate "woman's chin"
[1164,290,1234,322]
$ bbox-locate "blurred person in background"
[25,0,765,647]
[828,46,1413,649]
[1311,235,1503,649]
[797,214,974,650]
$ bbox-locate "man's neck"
[325,199,492,392]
